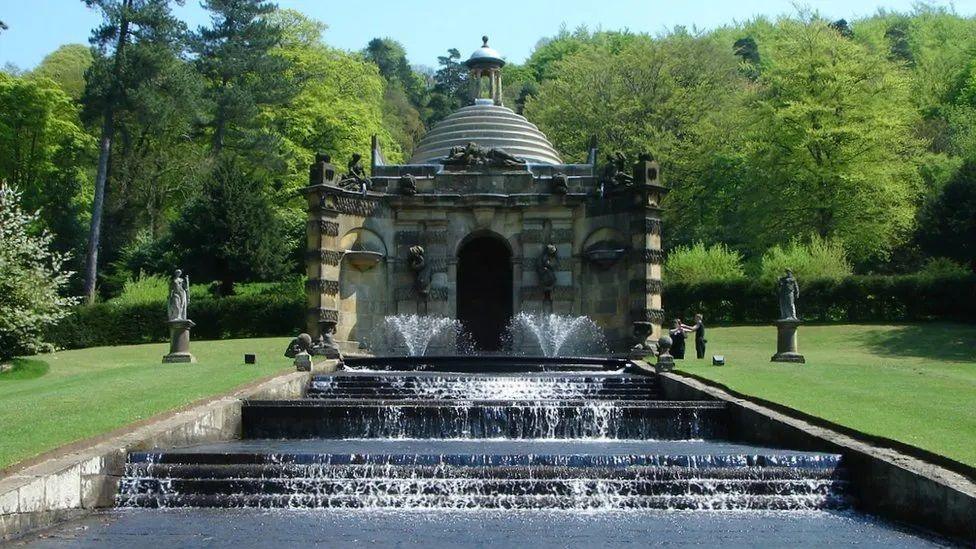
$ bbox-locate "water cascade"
[119,359,851,512]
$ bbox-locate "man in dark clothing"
[683,314,706,359]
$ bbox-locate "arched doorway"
[457,234,513,351]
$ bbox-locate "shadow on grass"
[0,359,51,381]
[862,324,976,362]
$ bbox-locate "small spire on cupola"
[464,35,505,106]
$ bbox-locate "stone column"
[771,319,805,363]
[162,319,196,363]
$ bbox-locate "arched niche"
[581,227,628,269]
[338,228,388,342]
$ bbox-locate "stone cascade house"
[303,38,667,353]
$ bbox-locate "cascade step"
[119,449,849,511]
[241,400,728,440]
[118,493,849,511]
[307,374,660,401]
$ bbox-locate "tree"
[168,157,290,294]
[363,38,426,106]
[740,17,922,264]
[0,184,79,362]
[31,44,94,100]
[192,0,295,157]
[524,31,748,248]
[0,73,95,264]
[364,37,427,154]
[264,10,401,188]
[80,0,187,302]
[916,160,976,270]
[426,48,467,125]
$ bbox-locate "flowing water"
[503,313,608,357]
[98,358,950,545]
[362,315,473,356]
[120,370,847,512]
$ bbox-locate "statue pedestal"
[163,319,197,364]
[294,351,312,372]
[655,353,675,373]
[771,318,805,364]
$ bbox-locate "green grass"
[674,323,976,467]
[0,337,291,470]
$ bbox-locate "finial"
[482,35,489,47]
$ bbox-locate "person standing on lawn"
[669,319,687,359]
[683,314,706,359]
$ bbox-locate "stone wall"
[654,369,976,544]
[303,161,666,352]
[0,369,314,542]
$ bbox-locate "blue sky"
[2,0,975,70]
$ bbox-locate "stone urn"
[655,335,675,373]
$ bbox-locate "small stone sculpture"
[599,151,634,189]
[537,244,558,298]
[341,153,371,194]
[777,269,800,320]
[408,245,433,298]
[309,152,338,185]
[398,173,417,196]
[315,322,341,359]
[551,172,568,194]
[285,330,339,365]
[629,321,655,358]
[443,142,526,168]
[167,269,189,321]
[284,333,313,358]
[655,335,675,373]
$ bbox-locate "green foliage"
[917,257,970,278]
[916,159,976,266]
[267,10,402,188]
[665,274,976,324]
[48,292,303,349]
[0,184,79,361]
[30,44,93,100]
[192,0,295,157]
[759,236,852,283]
[742,16,921,264]
[110,272,169,305]
[168,157,291,294]
[426,48,467,126]
[664,243,745,284]
[0,73,94,265]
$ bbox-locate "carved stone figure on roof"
[340,153,371,194]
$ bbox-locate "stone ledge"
[650,367,976,544]
[0,370,308,542]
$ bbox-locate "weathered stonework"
[302,49,668,352]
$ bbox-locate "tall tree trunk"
[82,0,132,303]
[82,115,115,302]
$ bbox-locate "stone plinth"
[294,352,312,372]
[163,319,197,364]
[771,318,805,364]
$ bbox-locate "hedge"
[48,294,305,350]
[663,274,976,324]
[44,274,976,350]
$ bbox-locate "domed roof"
[464,36,505,69]
[409,101,563,165]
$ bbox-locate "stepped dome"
[408,37,562,165]
[409,100,563,165]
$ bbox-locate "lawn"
[0,337,291,471]
[674,323,976,467]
